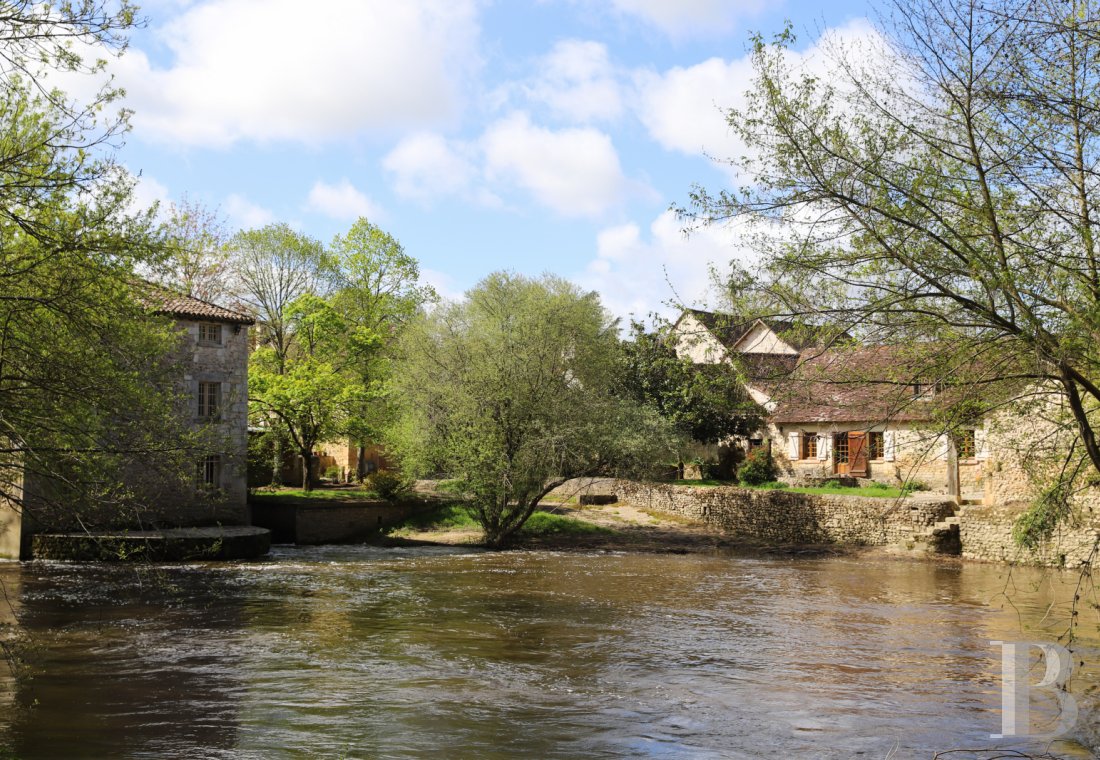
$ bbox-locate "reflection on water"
[0,547,1097,759]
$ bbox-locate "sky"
[97,0,877,320]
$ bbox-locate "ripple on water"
[0,549,1097,759]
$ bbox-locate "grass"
[519,511,610,536]
[251,486,376,503]
[385,503,609,538]
[672,479,911,499]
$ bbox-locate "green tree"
[248,295,372,492]
[154,198,233,306]
[620,320,763,478]
[389,273,674,547]
[0,4,203,529]
[686,1,1100,543]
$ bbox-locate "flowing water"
[0,546,1097,759]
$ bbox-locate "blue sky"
[102,0,875,319]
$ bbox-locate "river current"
[0,546,1097,759]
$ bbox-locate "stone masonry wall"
[612,480,954,547]
[959,502,1100,568]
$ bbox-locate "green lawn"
[250,486,377,503]
[385,503,609,537]
[672,479,911,499]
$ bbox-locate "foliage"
[619,319,763,471]
[241,219,433,490]
[1013,482,1074,551]
[389,272,675,547]
[520,511,610,536]
[154,198,233,305]
[365,470,410,501]
[0,5,213,528]
[686,0,1100,523]
[738,449,777,486]
[386,503,480,533]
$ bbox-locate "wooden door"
[833,432,850,474]
[848,432,868,477]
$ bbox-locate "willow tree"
[390,273,673,547]
[687,0,1100,543]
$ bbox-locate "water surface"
[0,547,1097,758]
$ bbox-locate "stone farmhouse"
[671,310,990,498]
[0,287,255,559]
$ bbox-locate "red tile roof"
[140,283,255,325]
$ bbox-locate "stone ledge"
[31,526,271,562]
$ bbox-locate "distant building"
[671,309,991,497]
[0,287,255,559]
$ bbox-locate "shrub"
[366,470,411,501]
[323,465,342,482]
[902,479,930,493]
[739,448,777,486]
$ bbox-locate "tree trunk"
[301,449,313,492]
[272,437,283,487]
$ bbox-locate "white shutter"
[975,427,990,460]
[788,431,801,459]
[883,430,896,462]
[817,434,830,461]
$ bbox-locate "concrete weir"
[30,526,271,562]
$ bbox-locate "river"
[0,546,1097,759]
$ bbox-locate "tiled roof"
[768,343,987,425]
[140,283,255,325]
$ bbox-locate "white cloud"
[306,179,383,221]
[481,112,630,217]
[609,0,764,37]
[382,133,478,201]
[115,0,481,147]
[634,19,884,165]
[419,267,467,304]
[126,170,172,216]
[576,210,760,321]
[524,40,623,123]
[225,193,276,229]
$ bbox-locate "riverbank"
[373,500,861,557]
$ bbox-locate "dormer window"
[910,380,942,400]
[198,323,223,345]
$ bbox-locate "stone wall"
[605,479,1100,568]
[612,480,954,547]
[959,502,1100,568]
[252,499,432,544]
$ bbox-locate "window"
[869,431,885,459]
[834,433,849,464]
[956,429,976,459]
[198,323,222,345]
[801,433,817,460]
[198,381,221,419]
[748,438,764,450]
[197,455,221,489]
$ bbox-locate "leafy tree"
[620,319,763,478]
[686,1,1100,542]
[327,219,437,456]
[248,295,372,492]
[0,4,207,530]
[154,198,233,306]
[243,219,434,490]
[230,223,327,372]
[389,273,674,547]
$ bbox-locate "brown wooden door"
[848,432,868,477]
[833,432,850,474]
